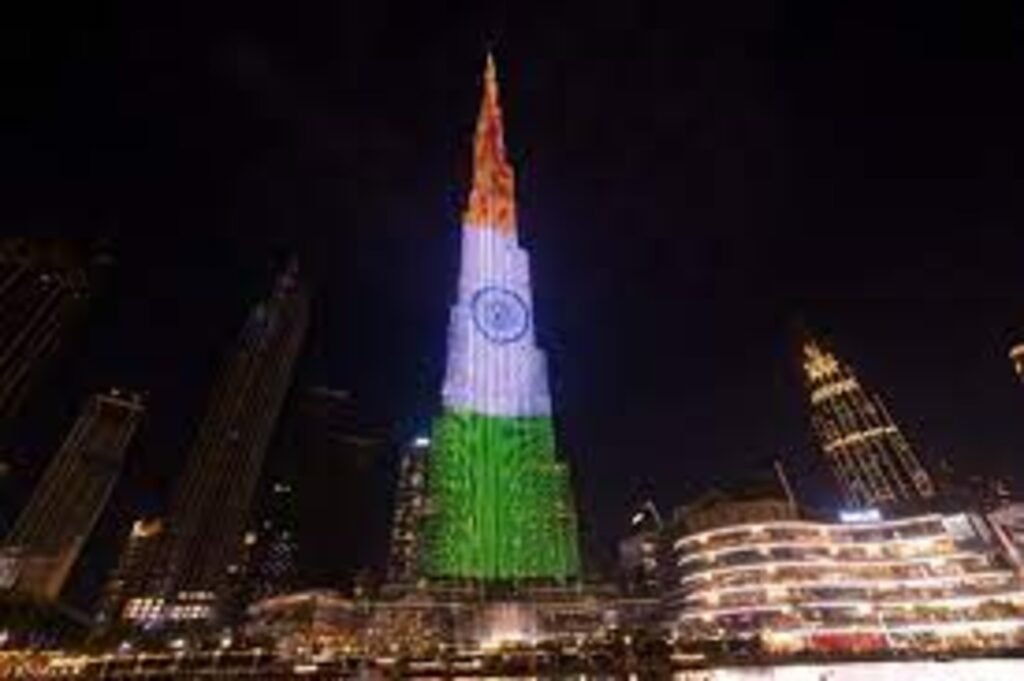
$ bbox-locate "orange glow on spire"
[464,53,517,234]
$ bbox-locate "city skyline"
[7,4,1024,603]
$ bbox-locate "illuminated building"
[1011,343,1024,383]
[387,436,430,584]
[1,390,144,601]
[423,55,580,581]
[97,518,164,629]
[0,240,92,434]
[139,260,309,629]
[666,511,1024,654]
[243,479,298,604]
[801,338,935,508]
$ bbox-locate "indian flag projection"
[424,56,581,581]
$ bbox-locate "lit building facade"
[801,339,935,508]
[388,437,430,585]
[132,260,309,630]
[98,518,164,629]
[1,390,144,600]
[423,56,580,582]
[666,512,1024,655]
[243,479,299,604]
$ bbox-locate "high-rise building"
[243,479,298,604]
[1,390,144,601]
[801,338,935,509]
[269,386,388,589]
[0,240,92,434]
[143,260,309,629]
[1011,343,1024,383]
[98,518,164,628]
[387,436,430,584]
[423,56,580,582]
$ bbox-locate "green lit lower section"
[424,409,580,581]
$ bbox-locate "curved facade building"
[667,513,1024,654]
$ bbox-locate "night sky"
[9,3,1024,594]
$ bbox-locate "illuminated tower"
[801,338,935,508]
[423,56,580,581]
[388,436,430,584]
[155,260,309,626]
[2,390,144,600]
[1011,343,1024,384]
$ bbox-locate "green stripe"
[423,409,580,581]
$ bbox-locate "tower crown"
[464,54,517,234]
[802,341,841,383]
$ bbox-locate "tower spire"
[464,53,517,234]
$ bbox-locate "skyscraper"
[242,479,298,605]
[150,260,309,628]
[387,436,430,584]
[423,56,580,582]
[270,386,388,588]
[1,390,144,601]
[0,240,92,432]
[1011,342,1024,384]
[98,518,164,628]
[801,338,935,508]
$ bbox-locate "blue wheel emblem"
[471,286,530,344]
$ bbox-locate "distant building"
[269,386,388,590]
[98,518,164,628]
[132,260,309,632]
[800,338,935,509]
[1,390,144,601]
[617,501,663,597]
[667,510,1024,655]
[243,479,298,604]
[0,240,92,434]
[387,437,430,585]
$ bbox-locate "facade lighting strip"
[674,515,946,550]
[677,552,990,587]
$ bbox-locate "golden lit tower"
[801,338,935,508]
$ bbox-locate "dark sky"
[9,3,1024,591]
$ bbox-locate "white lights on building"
[665,513,1024,654]
[839,508,883,524]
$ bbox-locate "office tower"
[1,390,143,600]
[801,338,935,508]
[423,56,580,581]
[270,386,388,588]
[99,518,164,627]
[154,260,309,627]
[387,436,430,584]
[1011,343,1024,383]
[243,479,298,604]
[0,240,93,434]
